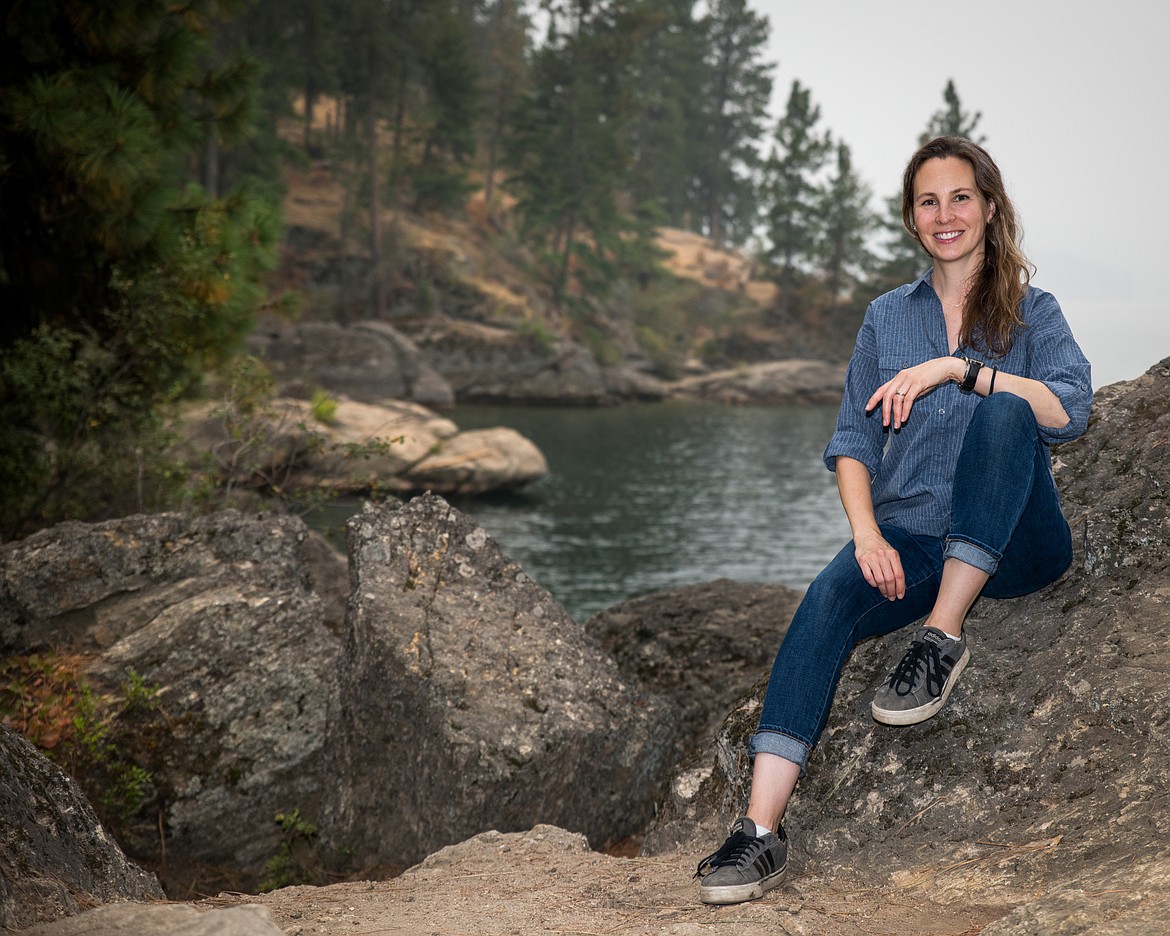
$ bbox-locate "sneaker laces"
[887,635,946,698]
[693,825,754,879]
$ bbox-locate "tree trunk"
[368,66,384,318]
[390,56,409,205]
[483,89,505,221]
[554,209,578,315]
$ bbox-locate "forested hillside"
[0,0,983,538]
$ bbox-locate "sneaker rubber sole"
[699,864,786,904]
[871,645,970,726]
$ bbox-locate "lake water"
[432,401,852,623]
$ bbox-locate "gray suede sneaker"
[871,625,970,726]
[694,817,787,905]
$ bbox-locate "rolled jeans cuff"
[943,535,1000,575]
[749,729,810,778]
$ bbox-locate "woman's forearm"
[835,456,881,541]
[973,364,1070,429]
[867,356,1070,433]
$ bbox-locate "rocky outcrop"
[184,396,548,497]
[245,300,856,410]
[669,359,847,405]
[644,358,1170,931]
[320,494,679,869]
[1,496,688,917]
[399,316,667,405]
[246,315,455,409]
[0,512,340,891]
[586,580,803,758]
[400,316,845,407]
[0,726,164,931]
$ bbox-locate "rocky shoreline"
[247,314,847,410]
[183,315,847,501]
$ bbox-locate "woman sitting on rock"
[694,135,1092,905]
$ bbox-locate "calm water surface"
[434,401,851,622]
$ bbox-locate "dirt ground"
[206,826,1007,936]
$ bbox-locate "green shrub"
[310,389,339,425]
[260,808,320,892]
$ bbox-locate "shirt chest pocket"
[878,352,913,381]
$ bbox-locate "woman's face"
[911,156,994,268]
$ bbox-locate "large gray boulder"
[246,316,455,409]
[0,511,340,890]
[644,358,1170,930]
[320,494,679,869]
[0,726,164,931]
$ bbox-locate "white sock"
[753,823,772,837]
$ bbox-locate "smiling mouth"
[934,231,962,242]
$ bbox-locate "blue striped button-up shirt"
[823,271,1093,539]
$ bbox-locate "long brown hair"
[901,136,1033,356]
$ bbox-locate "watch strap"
[960,357,983,393]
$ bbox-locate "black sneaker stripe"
[754,850,775,877]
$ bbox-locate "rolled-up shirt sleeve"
[1023,292,1093,446]
[824,306,885,476]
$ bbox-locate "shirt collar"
[907,268,934,296]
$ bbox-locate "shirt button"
[938,408,946,415]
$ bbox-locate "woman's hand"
[866,357,963,429]
[853,528,905,600]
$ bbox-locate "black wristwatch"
[959,357,983,393]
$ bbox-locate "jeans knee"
[975,390,1032,426]
[964,392,1040,455]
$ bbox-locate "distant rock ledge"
[246,316,846,408]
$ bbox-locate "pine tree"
[762,80,832,301]
[623,0,706,230]
[326,0,483,317]
[0,0,279,536]
[243,0,344,158]
[920,78,986,144]
[476,0,531,220]
[869,79,986,295]
[869,190,928,293]
[692,0,774,246]
[816,141,876,306]
[504,0,652,313]
[412,2,482,213]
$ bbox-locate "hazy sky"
[753,0,1169,387]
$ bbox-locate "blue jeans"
[750,393,1073,774]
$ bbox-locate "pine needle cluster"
[0,0,279,537]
